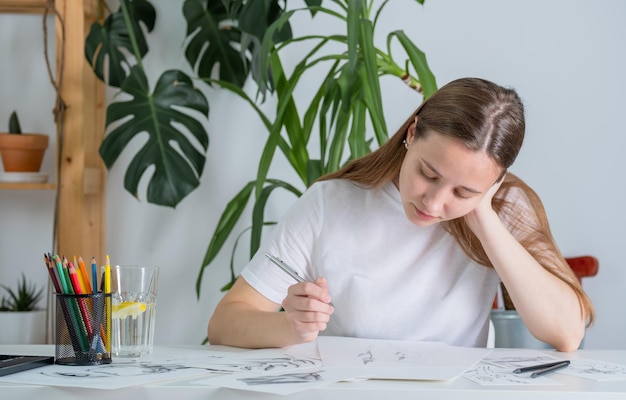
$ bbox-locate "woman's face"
[397,124,502,227]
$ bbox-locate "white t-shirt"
[241,179,500,347]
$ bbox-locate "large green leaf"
[183,0,249,88]
[238,0,292,43]
[99,67,209,208]
[390,30,438,98]
[250,180,302,258]
[85,0,155,88]
[197,181,256,297]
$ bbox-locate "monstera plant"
[84,0,437,296]
[85,0,294,206]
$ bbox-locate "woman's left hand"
[465,174,505,234]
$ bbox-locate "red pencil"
[69,262,94,338]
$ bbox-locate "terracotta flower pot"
[0,133,49,172]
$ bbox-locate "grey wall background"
[1,0,624,348]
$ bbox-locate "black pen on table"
[513,360,571,378]
[265,253,334,307]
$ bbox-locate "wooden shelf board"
[0,0,49,13]
[0,182,56,190]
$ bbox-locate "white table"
[2,344,626,399]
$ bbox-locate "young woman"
[208,77,594,352]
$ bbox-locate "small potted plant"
[0,273,47,344]
[0,111,49,172]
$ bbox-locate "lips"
[414,205,436,221]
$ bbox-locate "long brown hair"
[319,77,594,325]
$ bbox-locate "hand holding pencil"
[265,253,334,343]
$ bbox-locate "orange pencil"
[77,256,93,294]
[73,256,86,293]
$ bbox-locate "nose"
[422,186,446,214]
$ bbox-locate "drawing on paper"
[358,350,375,365]
[200,354,321,373]
[357,348,408,365]
[353,342,426,366]
[561,360,626,381]
[40,361,192,379]
[237,370,324,386]
[463,364,541,385]
[482,354,560,370]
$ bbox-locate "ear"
[406,116,418,145]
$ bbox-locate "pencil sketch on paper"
[560,360,626,381]
[237,370,324,386]
[39,361,193,379]
[353,342,426,367]
[463,364,559,386]
[198,354,321,374]
[482,351,561,370]
[357,348,409,365]
[358,350,375,365]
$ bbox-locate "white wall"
[1,0,624,349]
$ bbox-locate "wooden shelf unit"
[0,0,106,260]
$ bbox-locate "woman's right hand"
[281,277,334,342]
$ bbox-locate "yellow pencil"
[104,254,111,353]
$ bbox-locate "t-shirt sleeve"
[240,182,325,304]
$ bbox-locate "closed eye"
[454,190,473,199]
[419,165,439,181]
[420,169,438,181]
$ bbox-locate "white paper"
[185,341,322,373]
[559,359,626,381]
[192,367,364,395]
[0,347,221,389]
[188,341,358,395]
[317,336,491,380]
[463,363,562,385]
[481,349,563,369]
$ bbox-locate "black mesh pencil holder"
[55,293,112,365]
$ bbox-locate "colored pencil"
[91,257,98,294]
[78,256,93,294]
[47,255,86,353]
[104,255,111,353]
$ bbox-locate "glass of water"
[109,265,159,357]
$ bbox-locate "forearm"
[208,302,301,348]
[475,213,585,351]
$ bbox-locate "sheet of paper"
[188,342,358,395]
[317,336,491,380]
[185,341,323,373]
[192,367,364,395]
[463,363,562,385]
[480,349,563,369]
[463,349,567,385]
[0,347,218,389]
[559,359,626,381]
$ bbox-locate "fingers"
[282,278,334,342]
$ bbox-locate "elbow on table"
[553,335,583,353]
[550,326,586,353]
[207,315,224,345]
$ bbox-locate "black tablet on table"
[0,355,54,376]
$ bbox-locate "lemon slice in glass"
[112,301,147,319]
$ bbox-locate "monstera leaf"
[85,0,156,88]
[99,67,209,208]
[183,0,250,88]
[182,0,297,90]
